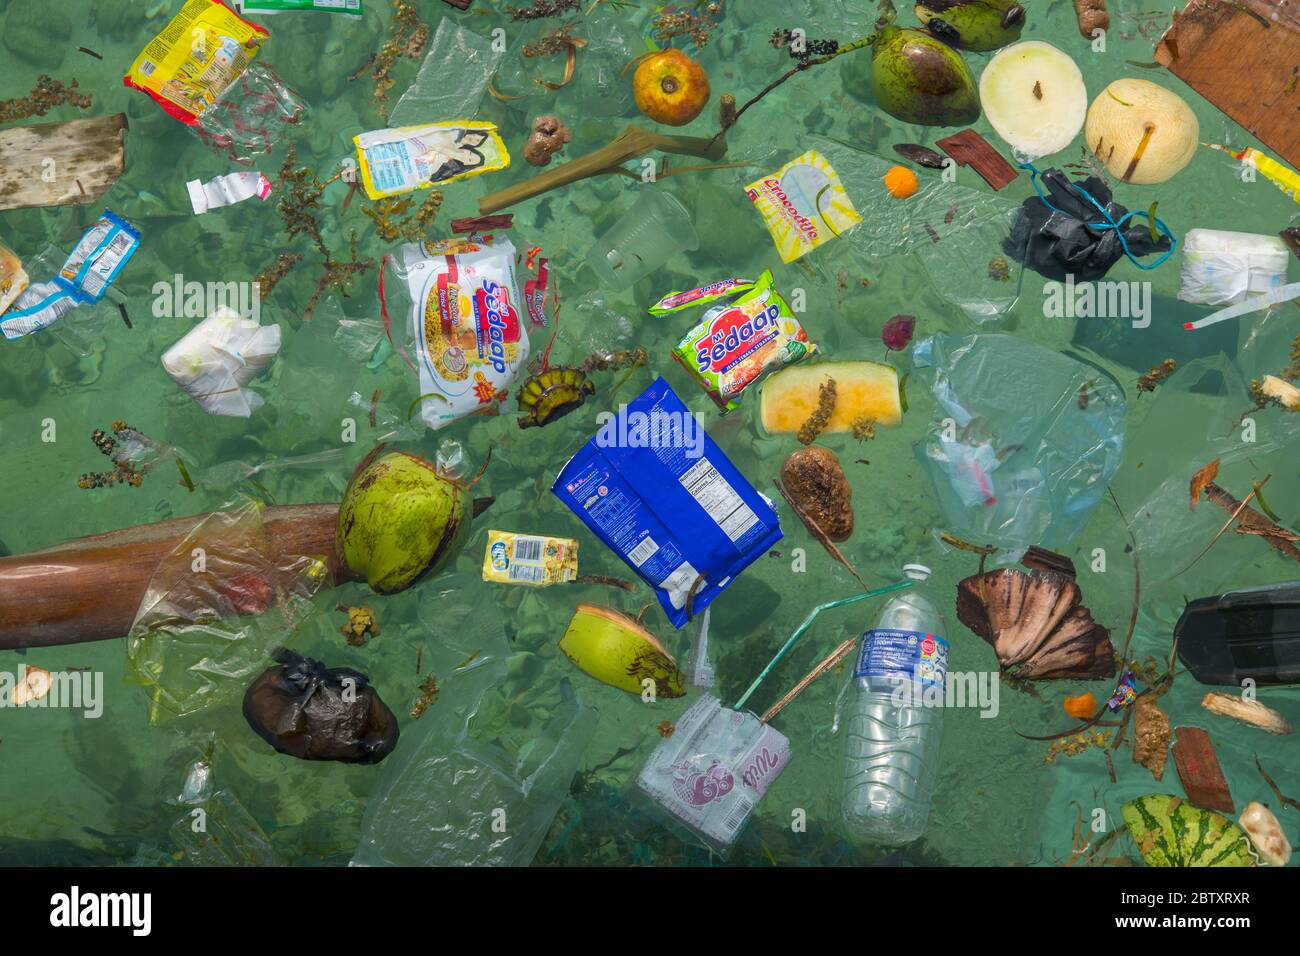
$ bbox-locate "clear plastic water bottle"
[840,564,948,845]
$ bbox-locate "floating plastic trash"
[553,377,782,628]
[161,307,282,417]
[913,333,1126,551]
[636,694,791,853]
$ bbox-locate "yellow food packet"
[123,0,269,126]
[483,531,578,587]
[354,121,510,201]
[744,149,862,263]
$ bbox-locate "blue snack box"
[552,377,782,628]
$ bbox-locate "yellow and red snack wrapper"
[123,0,269,126]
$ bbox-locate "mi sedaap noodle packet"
[385,236,533,430]
[237,0,362,15]
[354,122,510,201]
[124,0,269,126]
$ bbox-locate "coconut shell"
[780,447,853,542]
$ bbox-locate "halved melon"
[759,361,902,435]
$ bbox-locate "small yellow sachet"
[744,150,862,263]
[482,530,578,587]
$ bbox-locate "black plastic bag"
[1005,169,1170,282]
[243,650,399,764]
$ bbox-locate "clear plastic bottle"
[840,564,949,845]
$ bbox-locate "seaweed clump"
[1137,358,1176,394]
[77,421,155,490]
[0,76,92,123]
[276,145,377,322]
[369,0,429,120]
[798,378,837,445]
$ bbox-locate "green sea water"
[0,0,1297,866]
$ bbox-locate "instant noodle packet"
[389,236,531,429]
[482,531,579,587]
[124,0,269,126]
[745,149,862,263]
[669,271,816,412]
[355,122,509,201]
[238,0,362,14]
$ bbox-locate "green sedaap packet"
[238,0,362,15]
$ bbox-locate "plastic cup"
[585,189,699,290]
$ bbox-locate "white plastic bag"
[161,307,281,417]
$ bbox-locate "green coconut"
[842,7,979,127]
[337,448,474,595]
[1121,794,1257,867]
[915,0,1025,52]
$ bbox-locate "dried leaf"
[1190,457,1220,509]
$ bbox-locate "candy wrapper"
[384,236,532,430]
[482,531,578,586]
[355,122,509,201]
[0,240,30,315]
[1,212,140,340]
[123,0,270,126]
[669,271,816,412]
[745,149,862,264]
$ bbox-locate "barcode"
[507,564,544,583]
[627,536,658,567]
[138,60,156,77]
[679,460,759,543]
[512,536,543,563]
[720,796,754,833]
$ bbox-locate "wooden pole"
[0,504,345,650]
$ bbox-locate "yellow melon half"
[759,361,902,435]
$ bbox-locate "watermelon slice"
[1121,794,1257,867]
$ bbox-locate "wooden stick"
[762,634,857,723]
[478,125,727,214]
[0,505,345,649]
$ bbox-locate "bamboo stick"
[478,125,727,215]
[0,505,345,650]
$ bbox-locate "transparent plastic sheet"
[125,499,329,722]
[805,135,1026,259]
[912,333,1126,551]
[167,739,282,866]
[389,18,505,127]
[1114,354,1300,602]
[352,581,596,866]
[195,447,352,499]
[194,63,310,165]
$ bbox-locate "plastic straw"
[1182,281,1300,330]
[734,580,912,711]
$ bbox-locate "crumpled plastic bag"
[1004,169,1170,281]
[913,333,1126,551]
[243,649,400,764]
[352,585,595,866]
[168,740,282,866]
[125,500,328,722]
[194,63,309,165]
[161,307,282,418]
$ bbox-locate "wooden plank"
[1155,0,1300,168]
[935,129,1019,190]
[1171,725,1235,814]
[0,113,128,213]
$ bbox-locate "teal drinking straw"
[733,579,913,711]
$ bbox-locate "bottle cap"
[903,563,931,581]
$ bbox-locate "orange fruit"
[632,49,711,127]
[883,165,920,199]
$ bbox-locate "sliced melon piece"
[759,361,902,436]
